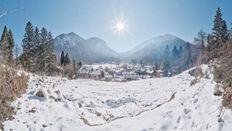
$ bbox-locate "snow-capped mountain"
[54,33,199,66]
[122,34,197,60]
[54,32,119,63]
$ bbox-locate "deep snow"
[3,65,232,131]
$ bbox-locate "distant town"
[77,64,166,82]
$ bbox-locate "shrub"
[0,65,28,129]
[213,67,222,83]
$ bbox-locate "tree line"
[0,21,84,77]
[21,21,57,75]
[163,43,192,76]
[0,21,58,75]
[200,7,232,110]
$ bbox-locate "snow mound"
[3,65,232,131]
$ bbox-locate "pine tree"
[172,45,178,60]
[186,43,193,67]
[229,24,232,41]
[155,61,158,70]
[39,27,48,73]
[164,45,170,76]
[0,27,15,65]
[20,22,57,75]
[221,20,229,43]
[33,26,40,71]
[45,32,56,75]
[78,61,82,69]
[8,29,14,64]
[22,21,34,71]
[178,46,183,58]
[0,26,9,64]
[14,44,20,65]
[60,51,65,66]
[65,53,71,65]
[212,8,228,45]
[34,27,40,46]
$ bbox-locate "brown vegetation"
[0,65,28,129]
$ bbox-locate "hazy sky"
[0,0,232,52]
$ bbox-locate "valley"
[3,65,232,131]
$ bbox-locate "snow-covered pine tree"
[33,26,40,71]
[22,21,35,71]
[39,27,48,73]
[45,32,57,75]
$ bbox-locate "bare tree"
[194,30,207,52]
[194,30,207,64]
[14,44,20,66]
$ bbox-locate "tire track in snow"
[79,92,177,126]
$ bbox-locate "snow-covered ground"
[3,65,232,131]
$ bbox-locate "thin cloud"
[0,11,8,18]
[10,6,25,13]
[0,6,25,19]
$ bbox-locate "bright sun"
[112,13,128,35]
[115,21,125,32]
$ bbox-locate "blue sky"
[0,0,232,52]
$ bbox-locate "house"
[89,69,102,80]
[122,72,140,81]
[78,67,91,78]
[104,72,113,81]
[153,69,164,77]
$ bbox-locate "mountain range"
[54,32,199,65]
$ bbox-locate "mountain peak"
[57,32,82,39]
[67,32,77,36]
[122,34,189,58]
[54,33,119,63]
[154,34,181,41]
[86,37,107,45]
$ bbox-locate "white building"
[122,72,140,81]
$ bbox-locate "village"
[77,64,165,82]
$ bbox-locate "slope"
[3,65,232,131]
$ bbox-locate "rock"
[36,90,45,97]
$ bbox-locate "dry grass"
[0,65,28,129]
[210,41,232,109]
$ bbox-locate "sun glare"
[112,19,128,35]
[111,13,131,37]
[115,21,125,32]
